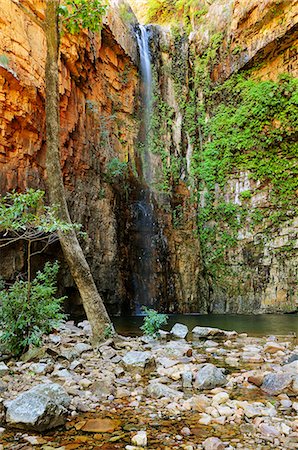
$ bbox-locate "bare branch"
[11,0,45,30]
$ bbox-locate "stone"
[20,347,46,363]
[30,363,50,374]
[5,383,70,431]
[122,351,155,374]
[131,430,147,447]
[212,392,229,405]
[282,360,298,373]
[263,342,285,353]
[259,423,280,437]
[182,371,193,389]
[0,362,9,376]
[189,394,211,412]
[82,418,121,433]
[202,437,225,450]
[192,326,237,339]
[73,343,93,355]
[241,401,276,418]
[180,426,191,436]
[157,357,180,368]
[248,372,264,387]
[194,364,227,390]
[147,382,183,400]
[286,354,298,364]
[261,372,294,395]
[170,323,188,339]
[199,414,212,425]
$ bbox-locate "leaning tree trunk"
[44,0,112,343]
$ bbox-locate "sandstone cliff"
[0,0,297,315]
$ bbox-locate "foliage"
[0,189,78,236]
[105,157,129,182]
[190,71,298,277]
[146,0,209,32]
[119,3,135,25]
[0,262,66,356]
[140,307,168,337]
[59,0,107,34]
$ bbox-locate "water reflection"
[113,313,298,337]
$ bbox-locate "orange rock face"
[0,0,138,193]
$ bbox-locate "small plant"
[103,324,114,339]
[59,0,107,34]
[240,190,252,200]
[106,158,128,179]
[0,261,66,356]
[0,54,9,68]
[140,307,168,337]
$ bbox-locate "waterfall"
[136,25,152,135]
[136,25,152,183]
[129,25,156,314]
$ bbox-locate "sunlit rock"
[5,383,70,431]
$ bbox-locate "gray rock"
[286,354,298,364]
[5,383,70,431]
[192,326,237,339]
[202,437,225,450]
[282,360,298,373]
[242,401,276,418]
[20,347,46,363]
[60,347,79,361]
[182,371,193,389]
[30,363,49,375]
[170,323,188,339]
[147,382,183,400]
[0,362,9,376]
[194,364,227,390]
[122,351,155,374]
[73,343,92,355]
[261,372,294,396]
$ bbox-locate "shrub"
[140,306,168,337]
[0,261,66,356]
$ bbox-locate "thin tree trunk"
[44,0,112,344]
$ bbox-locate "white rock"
[171,323,188,339]
[199,413,212,425]
[132,430,147,447]
[212,392,229,405]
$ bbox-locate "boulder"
[194,364,227,390]
[122,351,155,374]
[147,382,183,400]
[170,323,189,339]
[192,326,237,339]
[5,383,70,431]
[261,372,297,396]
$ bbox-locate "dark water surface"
[113,313,298,337]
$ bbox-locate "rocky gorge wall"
[0,0,297,315]
[146,0,298,313]
[0,0,203,315]
[0,0,140,315]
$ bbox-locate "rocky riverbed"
[0,321,297,449]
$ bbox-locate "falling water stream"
[129,26,162,314]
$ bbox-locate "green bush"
[0,261,66,356]
[140,307,168,337]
